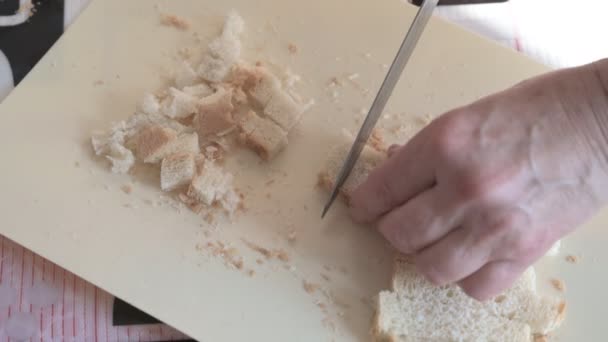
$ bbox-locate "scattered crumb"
[565,255,579,264]
[93,80,104,86]
[303,205,308,211]
[533,334,549,342]
[317,302,327,310]
[320,273,331,282]
[369,129,387,152]
[322,317,336,332]
[338,266,349,275]
[203,240,245,271]
[243,239,273,258]
[286,230,297,244]
[123,203,133,208]
[288,43,298,54]
[143,199,153,206]
[256,258,264,265]
[121,184,133,194]
[550,278,566,292]
[265,193,272,199]
[247,269,255,277]
[160,13,190,30]
[303,280,320,294]
[328,77,342,87]
[74,161,80,168]
[276,249,290,262]
[323,265,332,272]
[347,73,360,80]
[265,179,275,186]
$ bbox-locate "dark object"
[0,0,64,85]
[113,298,197,341]
[412,0,507,5]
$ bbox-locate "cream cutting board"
[0,0,603,340]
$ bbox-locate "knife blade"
[321,0,438,218]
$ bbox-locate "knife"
[321,0,439,218]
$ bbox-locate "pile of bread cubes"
[91,11,312,216]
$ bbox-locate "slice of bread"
[162,87,199,119]
[318,140,387,202]
[160,152,196,191]
[237,110,288,161]
[390,257,566,335]
[174,61,200,88]
[374,291,531,342]
[198,12,244,83]
[131,125,178,162]
[247,67,282,108]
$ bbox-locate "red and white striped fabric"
[0,236,188,341]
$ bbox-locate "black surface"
[0,0,64,85]
[0,0,20,16]
[412,0,508,5]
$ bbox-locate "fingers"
[458,260,527,301]
[349,130,437,223]
[415,224,494,287]
[377,188,462,254]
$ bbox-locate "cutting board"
[0,0,603,340]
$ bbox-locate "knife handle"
[411,0,507,5]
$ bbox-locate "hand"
[350,59,608,300]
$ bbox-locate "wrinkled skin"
[350,59,608,300]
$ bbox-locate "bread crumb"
[143,199,153,206]
[265,179,275,186]
[303,280,320,294]
[320,273,331,282]
[533,334,549,342]
[265,193,272,199]
[74,161,80,168]
[247,269,255,277]
[121,184,133,194]
[243,239,273,258]
[276,249,290,262]
[369,129,387,152]
[551,278,566,292]
[256,258,264,265]
[565,255,579,263]
[286,230,297,244]
[93,80,104,86]
[317,302,327,310]
[288,43,298,54]
[160,13,190,30]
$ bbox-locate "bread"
[139,93,161,115]
[161,87,200,119]
[389,256,566,336]
[174,61,200,88]
[193,87,235,138]
[318,139,387,202]
[198,11,244,82]
[131,124,200,164]
[247,66,282,108]
[187,160,234,205]
[237,110,288,161]
[263,90,305,131]
[182,83,214,98]
[160,152,196,191]
[374,291,531,342]
[104,142,135,174]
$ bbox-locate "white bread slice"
[146,132,200,164]
[187,160,234,206]
[374,291,531,342]
[318,140,387,202]
[389,257,566,336]
[247,67,282,108]
[161,87,199,119]
[263,90,305,131]
[237,110,288,161]
[160,152,196,191]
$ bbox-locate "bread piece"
[105,142,135,174]
[131,125,178,162]
[198,11,244,82]
[390,256,566,335]
[138,93,161,115]
[174,61,200,88]
[263,90,304,131]
[182,83,214,98]
[192,87,235,138]
[161,87,199,119]
[374,291,531,342]
[318,140,386,202]
[160,152,196,191]
[237,110,288,161]
[187,161,234,205]
[247,67,282,108]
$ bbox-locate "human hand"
[350,59,608,300]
